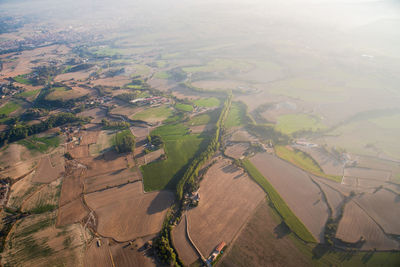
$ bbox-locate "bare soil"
[354,189,400,236]
[224,143,249,159]
[336,201,399,250]
[220,200,311,267]
[33,154,65,183]
[250,153,330,242]
[57,198,89,227]
[84,168,141,193]
[184,157,265,257]
[84,238,113,267]
[171,213,199,265]
[85,182,174,241]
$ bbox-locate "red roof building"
[215,241,226,253]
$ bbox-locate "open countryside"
[0,0,399,266]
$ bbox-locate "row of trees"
[153,94,231,266]
[176,94,231,200]
[0,113,88,145]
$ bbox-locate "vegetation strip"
[154,93,232,266]
[241,159,316,243]
[275,146,342,183]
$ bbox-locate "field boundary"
[241,159,317,243]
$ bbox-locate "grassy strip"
[225,101,247,128]
[188,109,219,126]
[0,101,20,116]
[16,89,41,99]
[18,135,60,153]
[131,106,173,121]
[193,97,220,108]
[13,74,32,85]
[175,103,193,112]
[275,146,342,183]
[241,159,316,243]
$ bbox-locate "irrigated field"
[275,113,326,135]
[141,123,207,191]
[131,105,173,123]
[250,152,329,242]
[182,158,265,259]
[85,182,174,241]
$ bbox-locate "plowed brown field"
[184,158,265,257]
[336,201,399,250]
[85,182,174,241]
[250,153,329,242]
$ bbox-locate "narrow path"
[185,212,207,264]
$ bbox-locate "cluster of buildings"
[85,95,112,105]
[0,27,100,54]
[130,96,169,106]
[0,81,23,99]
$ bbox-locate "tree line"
[0,113,88,145]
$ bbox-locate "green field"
[225,101,247,128]
[370,114,400,129]
[131,106,173,121]
[18,135,60,153]
[16,89,41,99]
[154,71,170,79]
[0,101,21,115]
[241,159,316,243]
[175,103,193,112]
[268,77,349,103]
[275,114,326,135]
[275,146,341,182]
[182,58,251,73]
[188,109,219,126]
[193,97,220,108]
[13,74,32,85]
[45,87,74,101]
[141,123,207,191]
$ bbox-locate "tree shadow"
[312,243,331,259]
[273,222,291,239]
[361,249,376,264]
[146,191,174,215]
[222,164,239,174]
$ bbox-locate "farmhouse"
[207,241,226,264]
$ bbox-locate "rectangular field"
[141,123,207,191]
[183,158,265,258]
[250,152,329,242]
[85,182,174,242]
